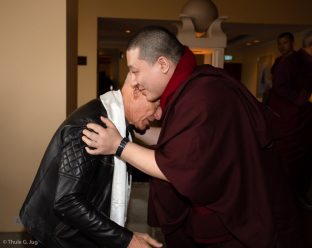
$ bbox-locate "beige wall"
[0,1,68,231]
[214,0,311,25]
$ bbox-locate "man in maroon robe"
[270,32,295,76]
[262,32,295,104]
[82,26,303,248]
[267,30,312,206]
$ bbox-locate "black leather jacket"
[20,99,132,248]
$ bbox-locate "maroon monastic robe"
[148,63,302,247]
[268,49,312,192]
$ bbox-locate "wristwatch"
[115,137,129,157]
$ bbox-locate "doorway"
[97,49,120,97]
[224,62,242,81]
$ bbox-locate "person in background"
[271,32,295,76]
[262,32,295,103]
[267,30,312,206]
[20,74,162,248]
[82,26,303,248]
[267,29,312,246]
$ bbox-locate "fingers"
[82,130,98,148]
[133,233,163,248]
[85,122,104,134]
[81,117,121,156]
[82,135,100,155]
[143,235,163,247]
[85,117,116,133]
[82,123,105,149]
[82,128,98,140]
[85,146,100,155]
[82,135,96,148]
[100,116,116,129]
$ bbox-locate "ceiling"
[98,17,311,53]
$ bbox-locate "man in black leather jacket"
[19,75,162,248]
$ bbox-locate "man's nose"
[154,107,162,120]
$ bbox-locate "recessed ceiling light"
[125,29,131,34]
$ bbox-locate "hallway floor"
[126,182,166,246]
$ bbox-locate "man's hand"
[82,116,122,155]
[83,117,167,180]
[128,232,163,248]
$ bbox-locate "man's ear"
[157,56,170,74]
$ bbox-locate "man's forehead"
[127,54,146,70]
[126,49,139,68]
[127,48,140,59]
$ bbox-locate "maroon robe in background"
[148,65,302,247]
[267,49,312,194]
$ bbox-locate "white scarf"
[100,90,132,226]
